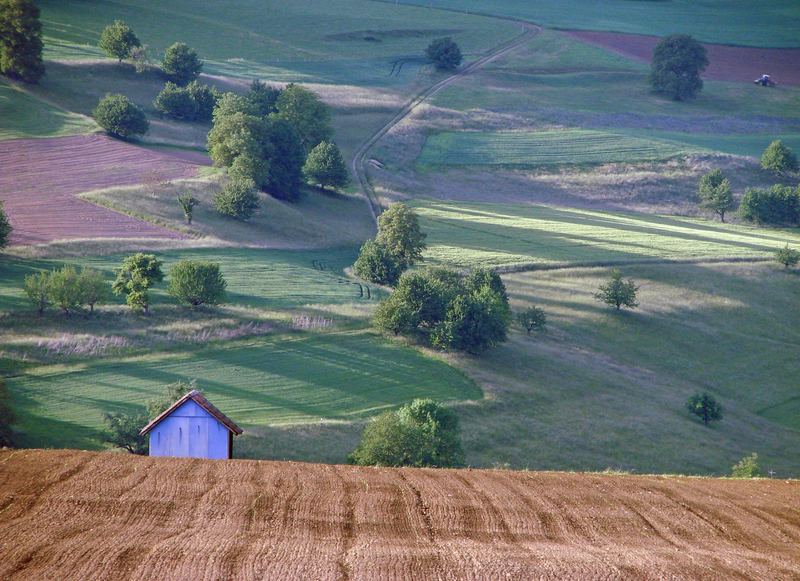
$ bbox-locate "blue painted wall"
[148,399,231,459]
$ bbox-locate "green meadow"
[0,80,96,140]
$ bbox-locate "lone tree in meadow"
[0,0,44,83]
[353,239,403,287]
[649,34,708,101]
[93,94,149,139]
[162,42,202,85]
[0,201,11,249]
[686,392,722,426]
[698,169,734,222]
[112,253,164,313]
[98,20,140,62]
[594,269,639,311]
[303,141,349,190]
[517,306,547,335]
[213,177,260,220]
[775,245,800,269]
[761,140,798,176]
[167,260,227,308]
[178,194,199,224]
[425,37,462,71]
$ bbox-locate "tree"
[0,378,15,447]
[162,42,202,85]
[167,260,227,307]
[0,0,44,83]
[349,399,464,468]
[186,80,218,121]
[93,94,149,139]
[153,82,197,120]
[247,79,282,117]
[432,285,511,354]
[178,194,199,224]
[425,37,462,71]
[98,20,140,62]
[78,267,111,313]
[517,306,547,335]
[129,44,150,73]
[303,141,349,190]
[0,200,11,249]
[275,83,332,152]
[146,379,197,418]
[731,453,760,478]
[353,239,403,287]
[263,115,305,201]
[686,392,722,426]
[112,253,164,313]
[761,140,798,175]
[213,177,260,220]
[103,411,148,454]
[207,109,267,182]
[775,245,800,269]
[376,203,427,270]
[594,269,639,311]
[47,265,83,315]
[697,169,734,222]
[23,270,49,315]
[649,34,708,101]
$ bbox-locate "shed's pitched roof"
[139,390,243,436]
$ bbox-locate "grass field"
[418,129,697,168]
[0,80,95,140]
[411,200,800,268]
[616,129,800,159]
[381,0,800,48]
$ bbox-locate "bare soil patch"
[0,449,797,580]
[566,31,800,86]
[0,135,204,245]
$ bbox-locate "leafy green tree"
[738,184,800,225]
[178,194,199,224]
[228,153,271,189]
[761,140,798,175]
[112,253,164,313]
[649,34,708,101]
[425,37,462,71]
[353,239,402,286]
[263,115,305,201]
[731,453,760,478]
[0,200,11,249]
[93,94,149,139]
[103,410,148,454]
[432,285,511,354]
[48,265,83,314]
[517,306,547,335]
[98,20,140,62]
[349,399,464,467]
[212,91,259,120]
[376,203,427,270]
[373,292,417,336]
[167,260,227,307]
[207,109,266,176]
[0,0,44,83]
[186,80,218,121]
[146,379,197,418]
[775,245,800,269]
[153,82,197,120]
[23,270,50,315]
[78,267,111,313]
[162,42,202,85]
[303,141,349,190]
[214,177,260,220]
[698,169,734,222]
[686,392,722,426]
[129,44,150,73]
[247,79,282,116]
[275,83,332,152]
[594,269,639,311]
[0,378,15,447]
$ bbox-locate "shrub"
[349,399,464,468]
[103,411,147,454]
[731,453,760,478]
[303,141,348,190]
[47,265,83,314]
[129,44,150,73]
[228,154,270,189]
[214,177,260,220]
[23,270,50,315]
[738,184,800,225]
[177,194,199,224]
[98,20,139,62]
[275,83,332,152]
[432,285,511,354]
[0,0,44,83]
[686,392,722,426]
[167,259,227,307]
[93,94,149,139]
[112,253,164,313]
[761,140,798,175]
[594,269,639,311]
[186,80,218,121]
[162,42,202,85]
[425,37,462,70]
[376,202,427,270]
[697,169,734,222]
[78,267,111,313]
[0,200,11,249]
[153,82,198,119]
[775,245,800,269]
[353,239,403,287]
[649,34,708,101]
[0,378,15,447]
[517,306,547,335]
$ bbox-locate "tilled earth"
[0,449,797,580]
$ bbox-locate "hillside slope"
[0,450,798,580]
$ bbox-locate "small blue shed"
[139,390,243,459]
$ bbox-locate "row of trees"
[0,0,44,83]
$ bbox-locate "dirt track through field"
[0,450,798,580]
[0,135,205,245]
[566,30,800,87]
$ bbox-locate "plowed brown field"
[566,31,800,86]
[0,135,205,246]
[0,450,798,580]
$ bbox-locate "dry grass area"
[0,449,797,580]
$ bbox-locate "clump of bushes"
[731,453,760,478]
[23,266,111,316]
[153,80,219,121]
[425,37,462,71]
[93,93,149,139]
[213,177,260,220]
[738,184,800,225]
[167,260,227,307]
[775,245,800,269]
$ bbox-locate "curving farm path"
[351,23,540,221]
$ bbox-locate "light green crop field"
[411,200,800,268]
[380,0,800,47]
[616,130,800,160]
[418,129,697,168]
[0,80,96,140]
[38,0,519,85]
[7,330,480,449]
